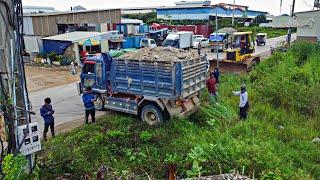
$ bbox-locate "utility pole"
[0,0,33,170]
[215,9,219,68]
[287,0,296,45]
[232,0,235,26]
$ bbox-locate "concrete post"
[74,42,81,65]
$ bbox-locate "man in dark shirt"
[197,42,202,55]
[213,68,220,84]
[40,97,55,141]
[82,87,96,124]
[206,73,217,101]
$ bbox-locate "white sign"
[17,122,41,155]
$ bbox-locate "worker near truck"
[213,68,220,84]
[206,72,217,101]
[233,85,249,120]
[40,97,55,141]
[197,42,202,55]
[82,87,96,124]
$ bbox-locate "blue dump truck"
[77,53,208,125]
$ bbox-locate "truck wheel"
[94,95,105,111]
[140,104,163,126]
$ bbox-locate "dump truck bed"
[110,57,208,99]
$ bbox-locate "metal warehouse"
[23,8,121,37]
[157,2,268,20]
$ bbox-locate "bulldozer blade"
[209,57,260,74]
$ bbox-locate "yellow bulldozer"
[210,31,260,73]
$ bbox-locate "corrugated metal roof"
[121,18,143,24]
[23,8,120,17]
[42,31,102,42]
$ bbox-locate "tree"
[253,14,268,24]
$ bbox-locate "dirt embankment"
[25,65,80,92]
[120,47,199,61]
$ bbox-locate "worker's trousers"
[85,108,96,124]
[43,122,55,140]
[239,107,248,119]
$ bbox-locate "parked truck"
[209,32,229,52]
[140,38,157,49]
[77,52,208,125]
[162,31,193,49]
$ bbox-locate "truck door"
[95,61,105,90]
[81,61,96,88]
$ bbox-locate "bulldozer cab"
[227,32,255,62]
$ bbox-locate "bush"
[2,154,28,180]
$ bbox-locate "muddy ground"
[25,65,80,92]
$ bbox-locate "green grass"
[236,26,289,39]
[38,42,320,179]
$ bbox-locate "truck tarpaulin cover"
[123,36,144,49]
[42,40,72,54]
[209,35,224,42]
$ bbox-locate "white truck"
[140,38,157,49]
[162,31,193,49]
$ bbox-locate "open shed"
[42,31,102,64]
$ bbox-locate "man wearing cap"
[233,85,249,119]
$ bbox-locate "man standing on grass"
[206,72,217,101]
[82,87,96,124]
[40,97,55,141]
[213,68,220,84]
[233,85,249,120]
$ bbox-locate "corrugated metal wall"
[23,17,34,35]
[26,9,121,37]
[157,6,266,20]
[296,12,320,40]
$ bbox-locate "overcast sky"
[22,0,316,16]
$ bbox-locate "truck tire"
[94,94,105,111]
[140,104,163,126]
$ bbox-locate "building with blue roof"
[157,1,269,20]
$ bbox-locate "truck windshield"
[83,63,95,74]
[141,39,148,47]
[162,39,179,47]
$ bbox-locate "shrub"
[39,42,320,179]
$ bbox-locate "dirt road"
[206,33,296,61]
[25,65,80,92]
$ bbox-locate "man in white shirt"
[233,85,249,119]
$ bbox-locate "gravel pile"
[120,47,199,61]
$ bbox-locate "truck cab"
[209,32,228,52]
[78,53,207,125]
[162,31,193,49]
[140,38,157,49]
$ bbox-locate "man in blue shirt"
[82,87,96,124]
[40,97,55,141]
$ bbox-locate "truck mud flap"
[163,95,200,118]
